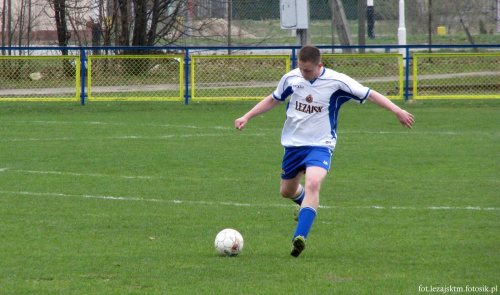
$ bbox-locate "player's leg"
[280,171,305,205]
[291,166,328,257]
[280,173,305,221]
[301,166,328,210]
[280,147,306,205]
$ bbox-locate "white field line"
[0,133,241,142]
[6,120,234,130]
[4,120,497,137]
[1,168,155,179]
[0,190,498,211]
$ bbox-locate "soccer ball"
[214,228,244,257]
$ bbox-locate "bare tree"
[1,0,7,54]
[27,0,33,47]
[38,0,245,50]
[117,0,130,46]
[53,0,70,53]
[145,0,185,46]
[49,0,75,77]
[131,0,147,46]
[7,0,12,54]
[18,0,25,47]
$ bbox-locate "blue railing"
[1,44,499,105]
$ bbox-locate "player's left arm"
[367,90,415,129]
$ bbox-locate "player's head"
[298,45,321,65]
[298,45,323,81]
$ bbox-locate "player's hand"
[234,117,248,130]
[396,109,415,129]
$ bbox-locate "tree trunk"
[27,0,32,48]
[147,0,160,46]
[54,0,69,54]
[118,0,129,46]
[1,0,6,55]
[18,0,25,48]
[7,0,12,55]
[132,0,148,47]
[53,0,73,77]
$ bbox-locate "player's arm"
[367,90,415,129]
[235,95,281,130]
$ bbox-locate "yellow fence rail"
[413,53,500,99]
[0,56,80,101]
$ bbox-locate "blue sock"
[293,207,317,240]
[291,186,305,205]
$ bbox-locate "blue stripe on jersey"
[309,67,326,84]
[363,88,372,99]
[274,74,301,101]
[275,85,293,101]
[328,90,361,139]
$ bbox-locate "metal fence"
[0,45,498,104]
[191,55,291,100]
[413,53,500,99]
[0,55,81,101]
[88,55,184,101]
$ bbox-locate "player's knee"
[305,178,322,194]
[280,187,295,199]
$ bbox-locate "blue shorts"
[281,146,333,180]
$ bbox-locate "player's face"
[298,60,323,81]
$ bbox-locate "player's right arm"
[368,90,415,129]
[235,95,281,130]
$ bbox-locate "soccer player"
[234,45,414,257]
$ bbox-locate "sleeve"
[337,73,371,104]
[272,73,294,102]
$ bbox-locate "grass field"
[0,99,498,294]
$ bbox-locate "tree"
[41,0,239,51]
[129,0,191,46]
[1,0,7,55]
[144,0,185,46]
[50,0,75,77]
[131,0,147,46]
[53,0,70,54]
[117,0,129,46]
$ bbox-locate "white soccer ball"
[214,228,244,257]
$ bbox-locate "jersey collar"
[308,67,325,84]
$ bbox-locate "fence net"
[413,53,500,99]
[0,56,80,101]
[88,55,184,101]
[191,55,290,100]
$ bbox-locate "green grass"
[0,99,499,294]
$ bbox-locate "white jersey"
[272,67,370,149]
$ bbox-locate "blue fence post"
[404,46,410,101]
[80,48,87,105]
[184,48,190,105]
[291,48,297,69]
